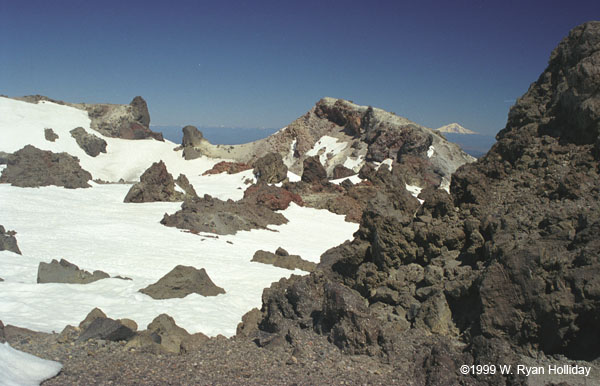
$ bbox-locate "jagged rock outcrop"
[252,248,316,272]
[161,194,288,235]
[237,21,600,377]
[253,153,288,184]
[182,125,206,160]
[139,265,225,299]
[0,145,92,188]
[69,127,107,157]
[0,225,21,255]
[44,128,59,142]
[37,259,110,284]
[174,174,197,197]
[124,161,185,203]
[242,183,303,211]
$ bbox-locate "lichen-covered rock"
[0,145,92,188]
[139,265,225,299]
[69,127,107,157]
[124,161,184,203]
[253,152,288,184]
[37,259,110,284]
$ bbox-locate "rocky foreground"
[1,21,600,386]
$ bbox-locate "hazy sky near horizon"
[1,1,599,135]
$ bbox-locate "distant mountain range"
[435,122,477,134]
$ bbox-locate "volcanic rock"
[79,308,108,331]
[331,164,355,179]
[0,321,5,343]
[301,156,327,184]
[124,161,185,203]
[253,152,288,184]
[69,127,107,157]
[147,314,208,354]
[202,161,251,175]
[182,125,205,160]
[161,194,288,235]
[37,259,110,284]
[139,265,225,299]
[251,249,316,272]
[175,174,197,197]
[78,317,135,342]
[242,183,303,211]
[0,225,21,255]
[0,145,92,188]
[44,128,59,142]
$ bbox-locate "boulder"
[0,145,92,188]
[253,152,288,184]
[147,314,208,354]
[301,155,327,184]
[44,128,58,142]
[79,308,108,331]
[202,161,252,175]
[78,317,135,342]
[242,183,303,211]
[124,161,184,203]
[251,249,316,272]
[139,265,225,299]
[331,164,355,179]
[161,194,288,235]
[37,259,110,284]
[0,225,21,255]
[69,127,107,157]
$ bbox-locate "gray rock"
[44,128,59,142]
[252,249,316,272]
[0,320,5,343]
[69,127,107,157]
[124,161,184,203]
[175,174,197,197]
[182,125,205,160]
[78,317,135,342]
[0,225,21,255]
[301,155,327,183]
[79,308,108,330]
[139,265,225,299]
[37,259,110,284]
[253,152,288,184]
[0,145,92,188]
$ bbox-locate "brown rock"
[139,265,225,299]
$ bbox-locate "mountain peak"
[436,123,477,134]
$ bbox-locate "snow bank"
[305,136,348,165]
[0,342,62,386]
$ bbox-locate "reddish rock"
[243,184,303,211]
[202,161,252,175]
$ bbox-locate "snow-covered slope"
[435,122,477,134]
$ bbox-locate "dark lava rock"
[0,225,21,255]
[130,96,150,128]
[161,194,288,235]
[237,21,600,375]
[69,127,107,157]
[252,249,316,272]
[124,161,185,203]
[175,174,197,197]
[253,152,288,184]
[78,317,135,342]
[44,128,59,142]
[242,183,303,211]
[0,145,92,188]
[331,164,355,179]
[301,156,327,184]
[202,161,252,175]
[139,265,225,299]
[37,259,110,284]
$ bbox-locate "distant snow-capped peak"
[436,123,477,135]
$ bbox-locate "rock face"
[124,161,185,203]
[37,259,110,284]
[140,265,225,299]
[0,225,21,255]
[182,125,206,160]
[44,128,59,142]
[0,145,92,188]
[252,248,316,272]
[253,153,288,184]
[236,21,600,378]
[161,194,288,235]
[301,156,327,184]
[69,127,107,157]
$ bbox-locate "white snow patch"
[0,97,226,183]
[0,342,62,386]
[174,183,185,194]
[283,139,297,168]
[439,177,451,194]
[374,158,393,171]
[305,136,348,165]
[287,171,301,182]
[0,184,358,337]
[343,155,364,171]
[406,184,424,204]
[427,145,435,158]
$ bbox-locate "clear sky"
[1,0,599,135]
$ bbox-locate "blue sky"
[1,0,599,135]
